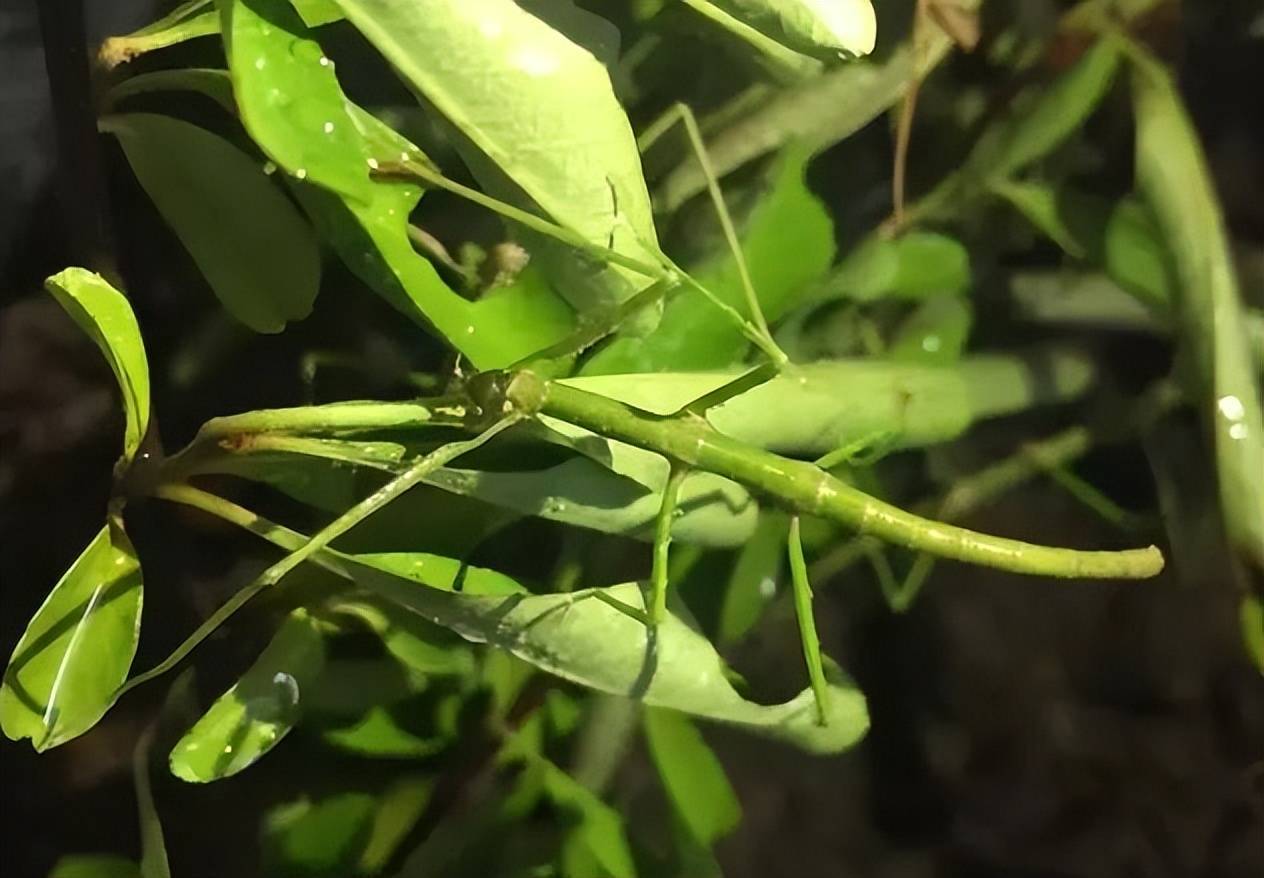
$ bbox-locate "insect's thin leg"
[640,102,788,367]
[377,158,667,282]
[650,464,690,625]
[814,429,902,470]
[677,361,779,417]
[118,417,521,696]
[787,516,830,726]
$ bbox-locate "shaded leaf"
[169,609,326,782]
[100,1,218,68]
[889,295,973,364]
[536,758,638,878]
[643,708,742,846]
[44,269,150,464]
[811,231,970,305]
[1131,52,1264,572]
[102,113,320,333]
[333,0,664,325]
[109,67,237,114]
[49,856,142,878]
[585,144,836,374]
[1,523,143,750]
[718,510,786,645]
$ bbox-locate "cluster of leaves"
[7,1,1263,876]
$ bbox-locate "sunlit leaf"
[219,0,575,365]
[169,609,325,782]
[101,113,320,333]
[44,268,150,464]
[332,0,665,326]
[1131,50,1264,572]
[643,708,742,846]
[1,523,143,751]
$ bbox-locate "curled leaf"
[45,269,151,464]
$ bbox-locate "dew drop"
[223,744,234,754]
[254,57,266,71]
[318,55,331,67]
[759,576,777,599]
[262,161,277,175]
[1218,395,1246,421]
[1229,423,1249,441]
[921,335,942,353]
[466,325,475,334]
[399,151,411,163]
[294,168,308,180]
[366,157,380,170]
[323,121,335,134]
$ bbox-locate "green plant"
[7,1,1261,876]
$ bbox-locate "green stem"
[521,375,1163,580]
[787,517,829,725]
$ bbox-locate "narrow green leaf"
[1131,51,1264,572]
[643,708,742,846]
[49,856,142,878]
[973,37,1122,180]
[44,269,150,464]
[133,730,171,878]
[585,144,835,374]
[692,0,876,59]
[1,523,143,751]
[169,609,325,782]
[101,113,320,333]
[1242,595,1264,674]
[332,0,665,323]
[718,510,785,645]
[537,758,638,878]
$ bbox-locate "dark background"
[2,2,1262,876]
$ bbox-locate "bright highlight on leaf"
[0,524,143,751]
[45,268,150,464]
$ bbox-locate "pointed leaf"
[169,609,325,782]
[45,269,150,464]
[691,0,876,59]
[1,523,143,750]
[49,856,142,878]
[102,113,320,333]
[643,708,742,846]
[219,0,574,365]
[332,0,664,323]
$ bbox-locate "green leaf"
[654,1,977,211]
[101,113,320,333]
[291,0,343,28]
[321,703,450,758]
[49,856,142,878]
[536,758,638,878]
[1131,51,1264,573]
[678,1,823,80]
[220,0,575,365]
[971,37,1122,180]
[810,231,970,305]
[332,0,665,324]
[1242,595,1264,674]
[354,571,869,754]
[692,0,876,59]
[44,269,150,464]
[717,510,785,645]
[109,68,237,115]
[169,609,326,782]
[584,144,836,374]
[1,523,144,750]
[888,295,973,364]
[261,776,432,876]
[643,708,742,846]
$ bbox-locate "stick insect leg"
[650,464,690,625]
[814,429,902,471]
[640,102,789,368]
[787,516,830,726]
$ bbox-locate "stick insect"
[134,102,1163,732]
